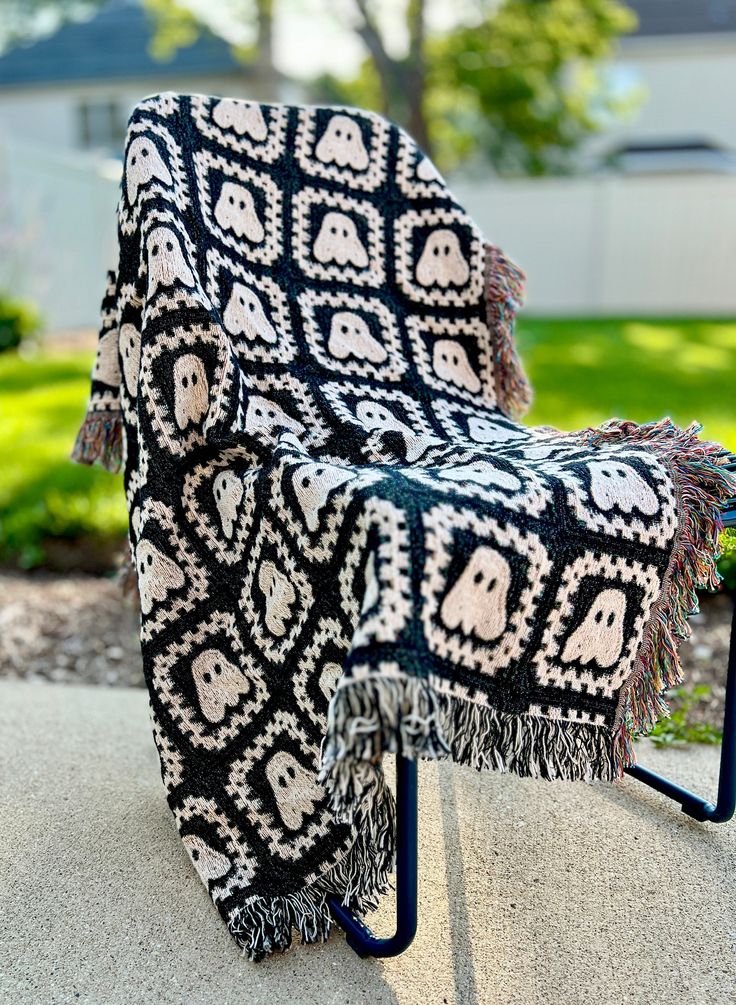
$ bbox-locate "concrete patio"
[0,679,733,1005]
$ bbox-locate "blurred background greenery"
[0,0,734,580]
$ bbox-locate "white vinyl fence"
[1,134,735,330]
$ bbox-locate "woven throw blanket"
[73,92,734,960]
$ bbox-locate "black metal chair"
[329,462,736,957]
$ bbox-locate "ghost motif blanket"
[72,92,734,961]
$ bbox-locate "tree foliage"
[145,0,639,175]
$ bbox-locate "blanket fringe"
[584,418,735,775]
[484,243,533,420]
[227,754,395,961]
[70,410,123,473]
[319,418,735,813]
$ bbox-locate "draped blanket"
[72,92,734,961]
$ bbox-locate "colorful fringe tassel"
[484,242,533,420]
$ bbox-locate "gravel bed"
[0,572,732,728]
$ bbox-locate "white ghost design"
[126,135,172,204]
[244,396,304,439]
[135,540,185,615]
[182,834,231,883]
[292,462,354,532]
[172,354,208,431]
[355,400,412,437]
[92,330,120,386]
[440,546,510,642]
[212,99,267,140]
[214,182,264,243]
[432,339,481,393]
[258,560,296,636]
[315,113,369,170]
[361,552,380,614]
[439,462,521,491]
[213,470,244,539]
[561,589,627,668]
[416,229,470,288]
[588,461,659,516]
[467,417,525,444]
[119,323,141,396]
[191,648,250,723]
[319,661,342,701]
[327,311,386,363]
[313,212,368,267]
[265,751,323,832]
[416,155,442,183]
[223,283,277,344]
[146,227,194,294]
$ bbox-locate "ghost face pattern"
[214,182,265,243]
[212,99,267,140]
[136,540,185,615]
[561,588,627,668]
[192,648,251,723]
[292,462,354,532]
[172,354,209,431]
[126,136,172,204]
[440,546,511,642]
[182,834,231,883]
[355,400,412,437]
[313,212,368,267]
[258,560,296,636]
[92,330,120,386]
[213,470,244,539]
[588,461,659,516]
[327,312,386,363]
[432,339,481,394]
[146,227,194,294]
[439,462,521,492]
[466,417,525,444]
[244,396,304,439]
[120,324,141,396]
[223,283,277,344]
[315,114,369,170]
[265,751,323,832]
[416,229,470,288]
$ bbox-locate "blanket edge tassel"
[70,409,123,474]
[484,243,533,421]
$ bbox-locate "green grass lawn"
[0,317,734,569]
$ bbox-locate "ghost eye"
[602,470,611,478]
[287,765,296,779]
[229,194,234,204]
[432,246,440,257]
[165,240,173,252]
[278,775,288,788]
[486,577,496,592]
[607,612,615,627]
[444,245,450,255]
[239,200,245,209]
[191,848,200,861]
[330,225,337,235]
[343,228,349,238]
[595,610,603,623]
[452,354,459,365]
[151,244,160,256]
[141,147,149,158]
[181,375,189,389]
[191,372,198,386]
[130,155,137,166]
[147,554,153,567]
[213,662,222,675]
[617,468,627,477]
[341,324,348,333]
[301,476,310,487]
[202,671,211,684]
[473,570,484,585]
[254,407,262,417]
[335,128,342,137]
[239,296,244,305]
[248,302,255,312]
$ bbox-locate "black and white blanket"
[73,92,734,960]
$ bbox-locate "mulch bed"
[0,572,731,729]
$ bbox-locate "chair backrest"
[116,92,527,465]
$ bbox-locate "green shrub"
[0,295,42,353]
[718,528,736,594]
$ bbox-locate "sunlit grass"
[0,317,734,568]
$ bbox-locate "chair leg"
[625,597,736,823]
[328,754,418,958]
